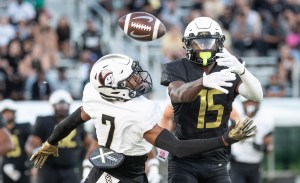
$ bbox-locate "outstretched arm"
[30,107,91,168]
[144,118,256,158]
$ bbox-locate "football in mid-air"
[118,12,166,42]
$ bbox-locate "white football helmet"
[89,54,152,101]
[0,99,17,112]
[49,90,73,105]
[183,17,225,66]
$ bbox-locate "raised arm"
[216,48,263,101]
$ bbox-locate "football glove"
[223,118,256,145]
[202,71,236,94]
[216,48,245,75]
[30,141,58,168]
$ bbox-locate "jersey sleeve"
[161,61,187,86]
[137,102,162,136]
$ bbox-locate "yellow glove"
[223,118,256,145]
[30,141,59,168]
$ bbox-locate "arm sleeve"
[47,107,86,145]
[238,68,263,101]
[155,129,225,158]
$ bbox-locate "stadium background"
[0,0,300,183]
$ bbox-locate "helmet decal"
[99,69,114,86]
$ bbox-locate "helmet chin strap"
[199,51,212,66]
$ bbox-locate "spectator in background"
[32,12,58,71]
[0,114,14,156]
[6,0,36,25]
[53,66,72,93]
[230,96,274,183]
[264,74,287,97]
[25,90,97,183]
[230,1,262,56]
[260,15,286,56]
[160,25,185,62]
[0,99,32,183]
[277,44,297,89]
[56,16,73,59]
[81,19,103,61]
[160,0,182,31]
[0,16,16,56]
[30,69,51,100]
[5,39,26,100]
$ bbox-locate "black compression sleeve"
[47,107,86,145]
[154,129,225,158]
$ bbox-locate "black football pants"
[168,157,231,183]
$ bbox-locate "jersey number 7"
[102,114,115,148]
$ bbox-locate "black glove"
[223,118,256,145]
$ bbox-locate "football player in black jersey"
[0,99,32,183]
[25,90,97,183]
[160,17,263,183]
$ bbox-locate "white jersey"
[231,111,274,163]
[82,83,162,156]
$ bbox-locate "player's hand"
[202,71,236,94]
[216,48,245,75]
[223,118,256,145]
[30,141,58,168]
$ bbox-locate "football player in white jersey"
[30,54,256,183]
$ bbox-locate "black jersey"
[3,123,32,172]
[33,115,87,168]
[161,58,241,162]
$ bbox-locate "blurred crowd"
[0,0,299,101]
[100,0,300,98]
[0,0,104,101]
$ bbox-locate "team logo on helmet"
[99,69,114,86]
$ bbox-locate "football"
[118,12,166,42]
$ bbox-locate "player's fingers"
[244,125,257,135]
[242,119,253,131]
[39,156,48,168]
[216,57,233,63]
[216,51,231,57]
[30,153,38,162]
[219,71,236,79]
[218,81,233,87]
[214,86,229,94]
[35,155,45,168]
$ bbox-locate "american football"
[118,12,166,41]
